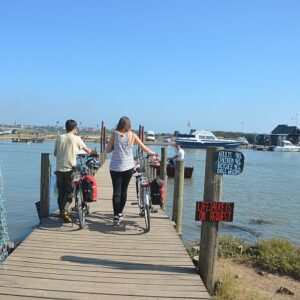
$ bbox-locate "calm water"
[0,141,299,246]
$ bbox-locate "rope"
[0,163,9,262]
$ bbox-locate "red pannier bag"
[81,174,97,202]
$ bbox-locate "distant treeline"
[1,124,257,144]
[213,131,256,144]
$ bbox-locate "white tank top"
[109,131,134,172]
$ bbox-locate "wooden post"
[100,121,104,153]
[141,126,144,157]
[172,160,184,235]
[198,147,223,294]
[103,126,107,163]
[138,124,141,156]
[138,125,142,157]
[146,158,151,179]
[40,153,50,220]
[150,165,155,180]
[148,165,152,180]
[160,147,167,210]
[153,167,157,179]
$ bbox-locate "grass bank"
[187,236,300,299]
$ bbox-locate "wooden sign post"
[39,153,51,221]
[197,147,244,294]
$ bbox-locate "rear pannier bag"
[150,178,166,207]
[81,174,97,202]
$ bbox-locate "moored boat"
[150,163,194,179]
[175,129,241,149]
[167,165,194,178]
[274,140,300,152]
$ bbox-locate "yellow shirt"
[54,133,86,171]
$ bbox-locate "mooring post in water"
[141,126,145,157]
[160,147,167,210]
[172,159,184,234]
[100,125,107,165]
[39,153,51,221]
[100,121,104,153]
[198,147,223,294]
[137,125,142,157]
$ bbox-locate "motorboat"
[274,140,300,152]
[150,162,194,179]
[166,165,194,178]
[175,129,241,149]
[237,136,249,145]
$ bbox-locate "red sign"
[195,201,234,222]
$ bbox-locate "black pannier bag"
[150,178,166,207]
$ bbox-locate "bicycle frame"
[135,157,151,232]
[71,152,99,228]
[72,170,88,229]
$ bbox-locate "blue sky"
[0,0,299,134]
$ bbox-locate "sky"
[0,0,299,134]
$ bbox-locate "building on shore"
[256,124,300,146]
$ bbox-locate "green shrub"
[218,235,248,258]
[186,235,248,259]
[249,238,300,279]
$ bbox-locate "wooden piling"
[160,147,167,210]
[39,153,50,220]
[172,160,184,235]
[101,125,107,165]
[198,147,223,294]
[100,121,104,153]
[153,167,157,179]
[141,126,144,157]
[138,125,142,157]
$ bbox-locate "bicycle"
[72,153,100,229]
[134,157,151,232]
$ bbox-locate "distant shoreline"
[0,135,174,146]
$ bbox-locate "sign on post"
[195,201,234,222]
[214,150,244,175]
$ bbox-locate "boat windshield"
[199,135,215,140]
[205,136,215,140]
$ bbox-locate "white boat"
[175,129,241,149]
[237,136,249,145]
[274,140,300,152]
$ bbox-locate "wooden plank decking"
[0,160,210,300]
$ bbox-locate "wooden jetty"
[0,160,210,300]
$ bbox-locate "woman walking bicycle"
[106,116,159,226]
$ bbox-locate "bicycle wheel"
[76,187,86,229]
[137,180,144,215]
[144,192,150,232]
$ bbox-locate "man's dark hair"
[65,119,77,132]
[116,116,131,131]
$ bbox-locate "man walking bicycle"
[54,119,98,223]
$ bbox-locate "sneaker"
[113,216,120,226]
[61,210,72,223]
[118,213,125,221]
